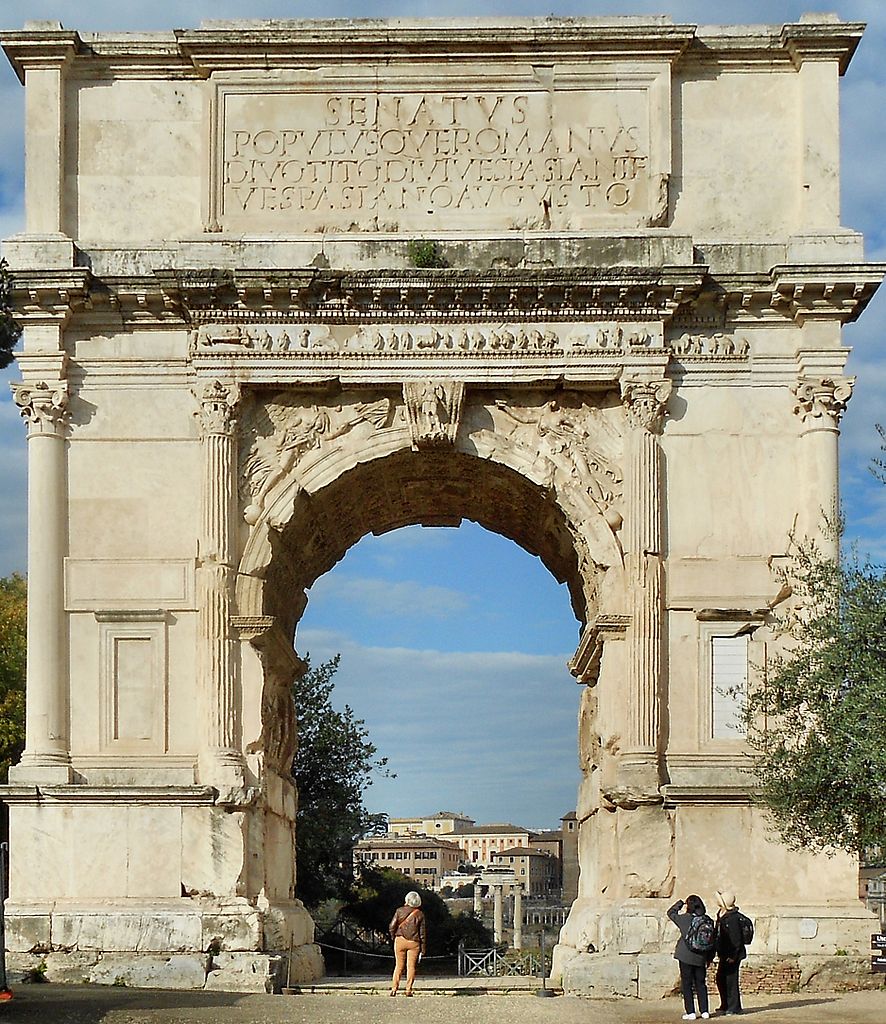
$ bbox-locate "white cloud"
[308,574,470,619]
[295,628,579,826]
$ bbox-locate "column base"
[602,756,662,807]
[8,757,73,785]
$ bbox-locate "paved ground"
[0,984,883,1024]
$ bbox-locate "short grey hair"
[405,891,422,908]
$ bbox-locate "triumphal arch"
[1,16,882,994]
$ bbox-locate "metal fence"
[457,945,551,978]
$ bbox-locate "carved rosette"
[193,379,241,436]
[792,376,854,427]
[620,379,672,434]
[11,381,69,437]
[403,380,465,449]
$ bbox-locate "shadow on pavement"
[0,983,249,1021]
[741,996,839,1014]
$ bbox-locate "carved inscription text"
[219,84,659,230]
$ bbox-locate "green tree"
[0,574,27,779]
[291,654,390,908]
[346,866,493,957]
[742,540,886,855]
[0,258,22,370]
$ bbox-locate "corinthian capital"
[11,380,69,436]
[792,376,854,427]
[620,378,672,433]
[193,379,240,436]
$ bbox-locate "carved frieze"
[240,392,393,523]
[792,376,854,426]
[11,380,70,436]
[668,332,750,359]
[191,320,666,357]
[403,380,464,449]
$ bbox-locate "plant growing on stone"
[0,258,22,369]
[741,534,886,855]
[406,239,447,268]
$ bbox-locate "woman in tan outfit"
[389,891,427,996]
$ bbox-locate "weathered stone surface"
[562,952,638,998]
[287,944,325,985]
[44,951,102,984]
[799,956,886,992]
[617,807,674,899]
[88,953,210,990]
[637,953,680,999]
[205,952,285,993]
[3,905,50,952]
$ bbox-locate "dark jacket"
[389,905,427,954]
[667,899,708,967]
[716,907,747,963]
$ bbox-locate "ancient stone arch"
[1,15,882,994]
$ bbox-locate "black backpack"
[737,912,754,945]
[686,913,717,955]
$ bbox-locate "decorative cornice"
[569,613,631,684]
[3,20,865,82]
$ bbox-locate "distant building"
[353,835,462,889]
[560,811,579,902]
[388,811,475,836]
[490,846,559,897]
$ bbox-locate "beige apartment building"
[353,836,463,889]
[490,847,560,898]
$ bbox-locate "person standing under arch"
[389,891,427,997]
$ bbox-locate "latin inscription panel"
[213,72,669,232]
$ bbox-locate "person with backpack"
[714,889,752,1015]
[389,891,427,996]
[668,894,716,1020]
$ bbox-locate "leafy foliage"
[346,866,493,958]
[292,654,390,908]
[0,574,27,779]
[742,541,886,854]
[0,258,22,370]
[406,239,448,269]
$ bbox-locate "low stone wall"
[5,945,324,992]
[557,951,885,999]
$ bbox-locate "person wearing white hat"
[714,889,746,1015]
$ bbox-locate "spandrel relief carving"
[492,394,624,528]
[240,392,392,524]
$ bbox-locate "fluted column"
[619,379,672,794]
[9,380,71,782]
[193,379,244,791]
[792,376,853,561]
[513,885,523,950]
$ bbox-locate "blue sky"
[0,1,884,830]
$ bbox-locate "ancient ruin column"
[792,376,853,561]
[9,381,71,782]
[513,886,523,950]
[193,379,244,791]
[473,882,483,915]
[619,379,672,792]
[493,884,504,944]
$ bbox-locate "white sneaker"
[682,1016,697,1021]
[701,1015,711,1020]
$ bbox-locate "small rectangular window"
[711,634,748,739]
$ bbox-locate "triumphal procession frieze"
[1,14,884,1000]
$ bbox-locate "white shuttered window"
[711,634,748,739]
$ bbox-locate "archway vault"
[234,390,628,646]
